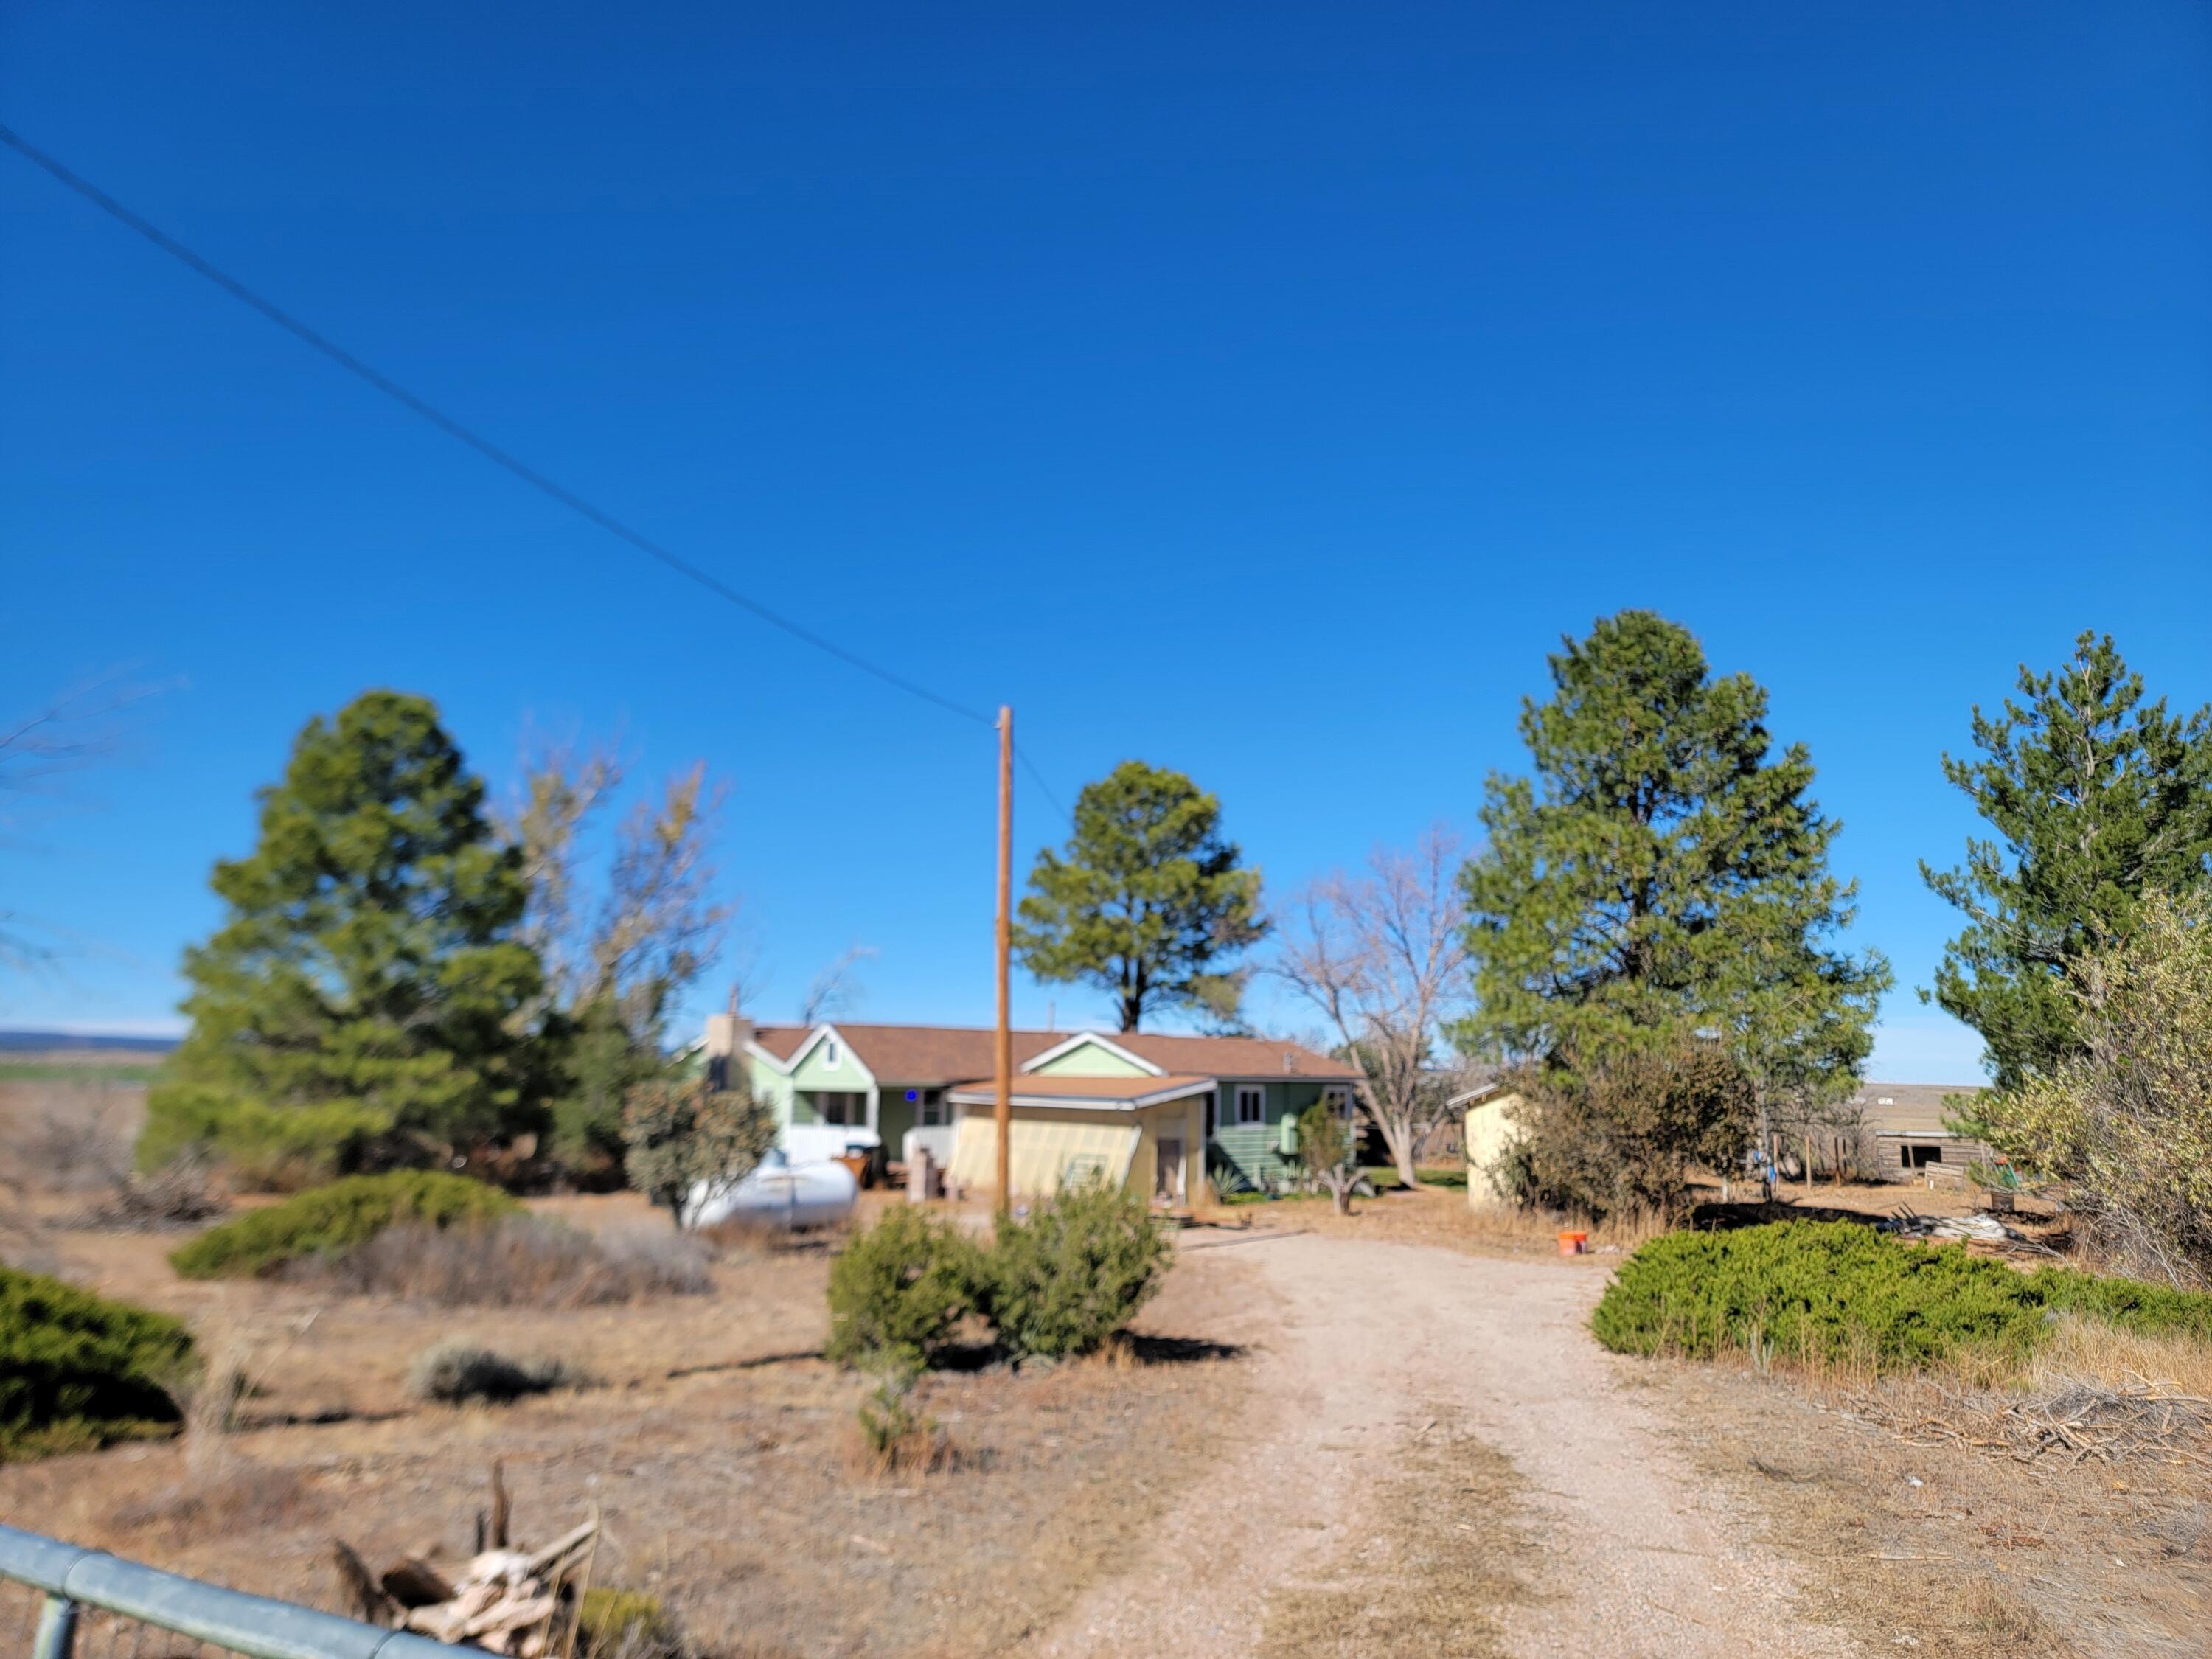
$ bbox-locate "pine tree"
[1921,631,2212,1091]
[1455,612,1888,1135]
[140,692,543,1179]
[1014,760,1267,1031]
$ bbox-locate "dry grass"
[0,1166,1261,1659]
[301,1217,712,1307]
[1658,1354,2212,1658]
[1259,1410,1538,1659]
[1234,1180,1671,1265]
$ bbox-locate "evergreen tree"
[1455,612,1888,1138]
[1921,631,2212,1091]
[140,692,543,1179]
[1015,760,1267,1031]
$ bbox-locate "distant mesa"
[0,1029,181,1054]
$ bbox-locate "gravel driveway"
[1023,1231,1861,1658]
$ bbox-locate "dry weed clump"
[408,1341,588,1405]
[17,1099,133,1192]
[846,1368,959,1477]
[72,1151,229,1231]
[105,1323,319,1542]
[305,1216,711,1307]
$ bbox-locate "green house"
[698,1017,1358,1198]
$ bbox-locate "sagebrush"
[307,1215,711,1306]
[407,1340,583,1404]
[1593,1220,2212,1374]
[169,1171,518,1279]
[1,1265,196,1460]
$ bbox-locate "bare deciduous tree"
[799,942,878,1026]
[504,745,731,1040]
[1274,826,1472,1189]
[504,739,624,1007]
[592,763,731,1037]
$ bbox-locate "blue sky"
[4,2,2208,1082]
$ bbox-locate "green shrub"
[577,1588,681,1659]
[984,1180,1170,1361]
[1593,1220,2212,1374]
[824,1206,985,1368]
[1,1265,196,1459]
[169,1171,519,1279]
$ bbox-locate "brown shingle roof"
[745,1022,1356,1084]
[1107,1032,1358,1079]
[747,1023,1062,1085]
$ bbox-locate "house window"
[1236,1085,1265,1127]
[918,1090,946,1127]
[1206,1090,1220,1136]
[822,1039,841,1070]
[818,1091,865,1127]
[1323,1085,1351,1116]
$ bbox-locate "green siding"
[1030,1037,1152,1078]
[743,1053,796,1127]
[1206,1079,1338,1192]
[789,1035,872,1092]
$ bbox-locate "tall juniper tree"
[1455,611,1888,1161]
[1921,630,2212,1091]
[140,692,544,1179]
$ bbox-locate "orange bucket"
[1557,1231,1589,1257]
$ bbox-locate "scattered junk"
[333,1463,600,1655]
[686,1147,858,1231]
[1556,1229,1589,1257]
[1875,1208,2062,1259]
[1851,1380,2212,1468]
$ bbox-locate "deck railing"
[0,1526,452,1659]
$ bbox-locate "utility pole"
[994,705,1014,1214]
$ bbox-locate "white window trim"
[822,1038,841,1070]
[1235,1084,1265,1127]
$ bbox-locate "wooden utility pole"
[994,705,1015,1212]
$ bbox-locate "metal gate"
[1,1526,451,1659]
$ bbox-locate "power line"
[1015,745,1072,830]
[1,121,998,731]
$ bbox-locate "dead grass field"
[1651,1357,2212,1658]
[8,1071,2203,1656]
[2,1150,1259,1659]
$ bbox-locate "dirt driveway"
[1026,1231,1860,1659]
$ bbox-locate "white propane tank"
[686,1149,858,1231]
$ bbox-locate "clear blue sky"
[4,3,2208,1082]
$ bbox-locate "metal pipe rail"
[0,1526,455,1659]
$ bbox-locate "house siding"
[1029,1039,1153,1078]
[1207,1078,1338,1193]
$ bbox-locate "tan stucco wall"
[1464,1093,1525,1208]
[947,1095,1204,1202]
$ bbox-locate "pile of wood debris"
[333,1463,600,1655]
[1851,1378,2212,1467]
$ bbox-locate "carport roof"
[944,1073,1217,1112]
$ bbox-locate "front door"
[1155,1137,1185,1205]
